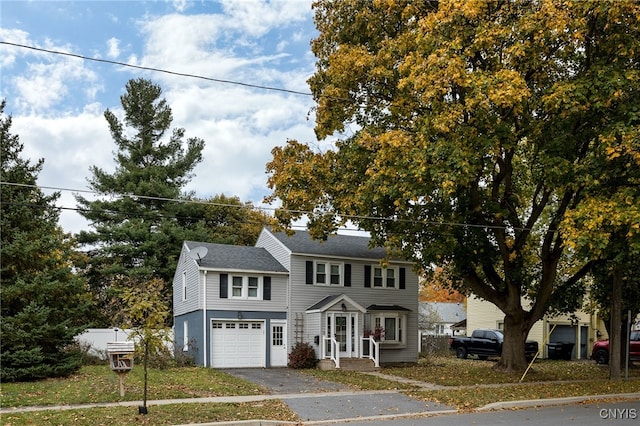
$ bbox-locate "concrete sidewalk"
[2,367,639,426]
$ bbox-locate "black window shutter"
[305,261,313,284]
[220,274,228,298]
[263,276,271,300]
[344,264,351,287]
[364,265,371,288]
[399,268,406,289]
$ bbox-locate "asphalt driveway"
[220,367,350,394]
[221,368,455,422]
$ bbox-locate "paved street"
[313,400,639,426]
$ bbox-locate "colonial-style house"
[172,228,419,369]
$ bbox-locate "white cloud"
[220,0,311,37]
[171,0,188,13]
[3,0,321,236]
[12,110,114,234]
[0,29,31,68]
[106,37,120,58]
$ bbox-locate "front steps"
[317,358,379,371]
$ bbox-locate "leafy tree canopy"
[266,1,640,371]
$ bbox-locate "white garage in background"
[211,320,265,368]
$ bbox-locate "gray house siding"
[289,255,419,364]
[204,271,288,312]
[172,247,203,316]
[174,311,204,365]
[173,228,419,368]
[175,310,287,367]
[255,228,291,270]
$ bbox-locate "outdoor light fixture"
[341,303,347,312]
[237,311,243,319]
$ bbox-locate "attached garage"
[211,321,265,368]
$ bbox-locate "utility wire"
[0,41,339,100]
[1,181,539,232]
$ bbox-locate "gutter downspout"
[203,270,208,367]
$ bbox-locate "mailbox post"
[107,341,135,397]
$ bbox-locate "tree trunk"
[609,266,622,380]
[495,313,530,372]
[143,340,149,409]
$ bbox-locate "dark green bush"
[288,342,317,369]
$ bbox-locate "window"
[314,262,342,285]
[316,263,326,284]
[182,271,188,301]
[330,264,341,284]
[239,323,249,329]
[248,277,259,297]
[373,268,383,287]
[386,268,395,288]
[232,276,243,297]
[182,321,189,351]
[373,313,406,345]
[229,276,263,300]
[372,267,397,289]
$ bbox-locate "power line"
[0,41,324,99]
[0,181,538,232]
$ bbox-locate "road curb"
[477,392,640,411]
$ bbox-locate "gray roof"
[184,241,288,273]
[306,295,341,311]
[419,302,466,323]
[269,229,391,260]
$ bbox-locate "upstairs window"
[307,261,343,286]
[229,276,263,300]
[372,267,397,288]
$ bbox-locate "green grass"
[0,400,299,426]
[1,358,638,425]
[409,380,640,411]
[0,365,267,407]
[383,356,640,386]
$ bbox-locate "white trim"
[202,270,208,367]
[306,294,367,314]
[198,267,289,275]
[228,275,264,300]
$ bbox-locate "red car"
[591,330,640,364]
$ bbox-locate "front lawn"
[0,400,299,426]
[0,365,267,407]
[384,356,640,386]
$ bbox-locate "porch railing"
[321,336,340,368]
[360,336,380,367]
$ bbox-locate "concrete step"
[317,358,379,371]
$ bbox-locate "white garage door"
[211,321,265,368]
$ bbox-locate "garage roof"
[184,241,288,272]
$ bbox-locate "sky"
[1,0,342,236]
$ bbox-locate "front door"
[327,313,358,357]
[270,321,287,367]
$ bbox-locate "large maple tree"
[266,1,640,371]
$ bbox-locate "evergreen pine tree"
[75,79,207,321]
[1,100,92,381]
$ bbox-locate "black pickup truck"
[449,329,539,360]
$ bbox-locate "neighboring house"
[172,228,419,369]
[418,302,465,336]
[466,295,607,360]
